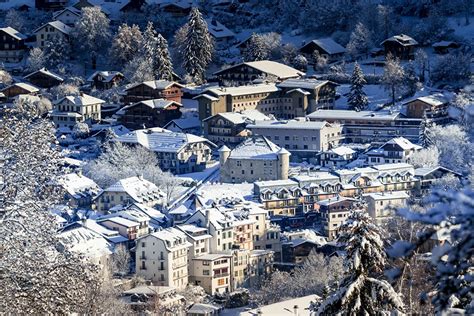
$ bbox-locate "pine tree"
[316,212,405,315]
[244,33,270,61]
[418,113,433,147]
[155,33,174,81]
[348,62,368,111]
[180,7,214,84]
[44,35,71,69]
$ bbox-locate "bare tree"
[112,244,131,276]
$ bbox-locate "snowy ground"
[335,84,390,110]
[176,162,219,183]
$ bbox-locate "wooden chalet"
[0,27,28,63]
[122,80,184,104]
[381,34,418,60]
[117,99,183,130]
[24,68,64,88]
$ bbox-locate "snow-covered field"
[336,84,390,110]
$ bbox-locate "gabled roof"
[381,34,418,46]
[403,94,448,107]
[381,137,422,151]
[55,93,105,106]
[120,99,182,112]
[34,20,72,35]
[24,68,64,82]
[2,82,39,93]
[101,176,164,203]
[302,38,346,55]
[214,60,304,79]
[329,146,355,156]
[205,18,235,38]
[204,109,271,124]
[53,6,82,19]
[125,80,183,91]
[57,172,101,199]
[163,116,201,130]
[229,135,284,160]
[0,27,27,41]
[414,166,462,177]
[87,70,124,83]
[144,227,192,251]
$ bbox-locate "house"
[75,218,129,244]
[241,294,319,316]
[190,253,232,295]
[94,176,165,214]
[0,27,27,63]
[414,166,463,197]
[163,116,201,135]
[97,216,143,240]
[177,224,212,260]
[34,20,72,49]
[276,78,338,111]
[99,209,150,237]
[56,172,101,209]
[403,94,450,123]
[160,1,191,16]
[135,227,192,289]
[205,18,235,49]
[307,109,422,144]
[381,34,418,60]
[51,93,105,128]
[187,303,220,316]
[35,0,67,10]
[366,137,422,165]
[202,110,271,147]
[219,136,290,183]
[1,82,39,98]
[122,285,185,312]
[364,191,409,222]
[247,119,343,159]
[318,146,357,169]
[87,71,125,90]
[117,99,183,130]
[52,6,82,26]
[24,68,64,88]
[213,60,304,86]
[0,0,34,11]
[114,128,216,174]
[432,41,461,54]
[318,196,358,240]
[300,38,346,62]
[123,80,184,104]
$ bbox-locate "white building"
[364,191,410,221]
[136,228,192,289]
[51,93,105,128]
[366,137,422,165]
[34,20,72,49]
[318,146,357,168]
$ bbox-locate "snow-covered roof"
[0,27,27,41]
[99,216,139,228]
[254,179,298,188]
[205,18,235,39]
[53,6,82,19]
[57,172,101,199]
[204,83,279,97]
[240,294,320,316]
[317,196,355,206]
[2,82,39,93]
[55,93,105,106]
[414,166,461,177]
[432,41,458,47]
[125,80,183,91]
[34,20,72,35]
[164,116,201,130]
[404,94,448,107]
[120,99,182,111]
[304,38,346,55]
[277,78,331,90]
[127,203,166,223]
[328,146,355,156]
[122,285,176,296]
[229,135,283,160]
[24,68,64,82]
[59,226,113,258]
[146,227,192,250]
[81,219,129,243]
[372,163,413,172]
[188,303,220,314]
[248,119,329,130]
[102,176,164,204]
[115,128,215,153]
[87,70,124,83]
[364,191,410,201]
[214,60,304,79]
[205,109,271,124]
[381,34,418,46]
[307,109,400,121]
[381,137,421,151]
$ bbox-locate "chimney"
[293,305,299,316]
[205,209,210,228]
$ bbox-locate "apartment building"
[191,254,232,295]
[364,191,409,222]
[51,93,105,128]
[318,146,357,169]
[366,137,422,165]
[135,228,192,289]
[317,196,358,240]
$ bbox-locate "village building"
[414,166,463,197]
[219,136,290,183]
[52,6,82,26]
[213,60,304,86]
[56,172,101,209]
[364,191,409,222]
[247,119,343,159]
[403,94,450,123]
[0,27,27,63]
[123,80,184,104]
[35,0,67,10]
[163,116,201,135]
[276,78,338,110]
[317,196,358,240]
[117,99,183,130]
[87,71,125,90]
[190,253,232,295]
[318,146,357,169]
[122,285,185,312]
[300,38,346,62]
[381,34,418,59]
[205,18,235,49]
[1,82,39,98]
[24,68,64,88]
[307,109,422,144]
[77,218,129,244]
[160,1,191,16]
[51,93,105,128]
[432,41,461,54]
[94,176,165,214]
[366,137,422,165]
[114,128,216,174]
[187,303,221,316]
[135,227,192,289]
[34,20,72,49]
[97,216,144,241]
[203,110,271,147]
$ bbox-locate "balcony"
[172,261,188,269]
[214,273,230,278]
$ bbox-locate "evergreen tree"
[155,33,174,81]
[404,61,419,96]
[419,112,433,147]
[244,33,270,61]
[180,7,214,84]
[315,212,405,315]
[348,62,368,111]
[44,35,71,69]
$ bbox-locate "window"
[218,278,225,286]
[203,270,210,275]
[142,242,145,247]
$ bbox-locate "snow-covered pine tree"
[44,34,71,69]
[155,33,174,81]
[244,33,268,61]
[348,62,368,111]
[418,112,433,147]
[181,7,214,84]
[404,61,419,96]
[316,212,405,315]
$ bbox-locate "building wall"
[0,30,26,63]
[124,85,183,104]
[191,257,231,295]
[35,27,68,48]
[118,103,182,130]
[220,157,280,183]
[366,196,407,220]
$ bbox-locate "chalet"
[414,166,463,197]
[381,34,418,60]
[117,99,183,130]
[87,71,125,90]
[35,0,66,10]
[276,78,338,111]
[114,128,216,174]
[205,18,235,49]
[213,60,304,86]
[160,1,191,17]
[52,6,82,26]
[0,0,34,11]
[0,27,28,63]
[163,116,201,135]
[51,93,105,128]
[123,80,184,104]
[318,146,357,169]
[403,94,450,123]
[202,110,271,147]
[1,82,39,98]
[24,68,64,88]
[432,41,461,54]
[34,20,72,49]
[366,137,422,165]
[300,38,346,62]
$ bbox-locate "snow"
[237,294,320,316]
[381,34,418,46]
[205,18,235,39]
[57,172,101,199]
[330,146,355,156]
[59,226,114,258]
[146,227,192,250]
[335,84,390,110]
[99,216,138,228]
[229,135,281,160]
[248,119,329,130]
[206,110,271,124]
[204,83,279,97]
[34,20,72,35]
[306,38,346,55]
[381,137,421,151]
[4,82,39,93]
[164,116,200,130]
[277,78,330,90]
[308,109,400,121]
[214,60,304,79]
[363,191,410,201]
[0,26,27,40]
[196,182,254,205]
[86,71,123,83]
[120,99,181,111]
[55,94,105,106]
[125,80,183,91]
[24,68,64,82]
[102,176,165,203]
